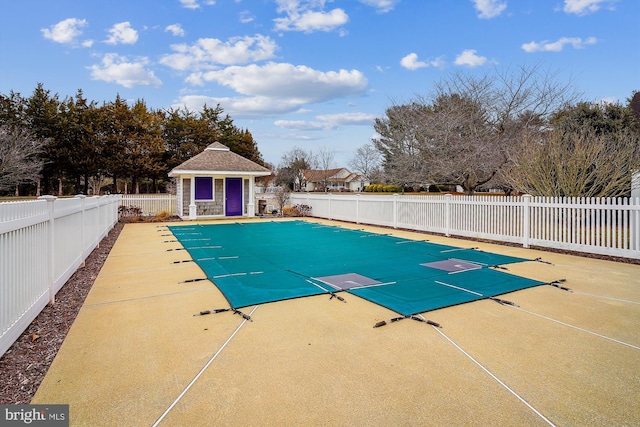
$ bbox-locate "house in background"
[301,168,369,192]
[168,142,271,220]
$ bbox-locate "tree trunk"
[83,174,89,195]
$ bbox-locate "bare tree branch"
[0,125,44,192]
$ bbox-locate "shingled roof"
[169,142,271,176]
[302,168,363,183]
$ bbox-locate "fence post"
[356,193,360,224]
[76,195,87,265]
[38,195,57,305]
[328,193,332,220]
[631,197,639,251]
[445,194,452,237]
[393,193,398,229]
[522,194,531,248]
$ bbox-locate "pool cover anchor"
[232,308,253,321]
[489,297,519,307]
[547,279,572,292]
[328,292,347,303]
[193,307,253,322]
[181,277,207,283]
[373,315,441,328]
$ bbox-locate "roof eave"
[169,169,272,177]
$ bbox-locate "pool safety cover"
[169,221,543,316]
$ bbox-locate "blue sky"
[1,0,638,166]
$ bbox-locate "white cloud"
[400,53,445,70]
[357,0,400,13]
[316,112,378,126]
[176,62,368,118]
[195,62,367,100]
[88,53,162,88]
[471,0,507,19]
[454,49,487,67]
[275,112,377,131]
[239,10,255,23]
[400,53,428,70]
[522,36,597,52]
[275,120,331,130]
[175,95,307,118]
[165,24,185,37]
[160,34,278,71]
[563,0,615,15]
[105,22,138,45]
[179,0,215,9]
[274,0,349,33]
[41,18,88,44]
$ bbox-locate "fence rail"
[291,193,640,260]
[0,195,120,357]
[120,194,177,216]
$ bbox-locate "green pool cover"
[168,221,543,316]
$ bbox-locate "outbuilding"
[168,142,271,220]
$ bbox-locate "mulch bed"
[0,222,124,404]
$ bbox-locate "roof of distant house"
[302,168,364,183]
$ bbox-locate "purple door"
[225,178,243,216]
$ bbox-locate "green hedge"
[364,184,403,193]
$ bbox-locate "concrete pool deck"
[32,218,640,426]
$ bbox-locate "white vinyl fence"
[121,194,177,216]
[291,193,640,260]
[0,195,120,356]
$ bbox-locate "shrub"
[294,204,311,216]
[364,184,403,193]
[119,205,142,217]
[147,210,173,222]
[282,206,298,216]
[282,204,312,217]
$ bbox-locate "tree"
[373,103,431,190]
[421,93,504,193]
[25,83,61,194]
[129,100,166,194]
[272,186,290,216]
[506,100,640,197]
[348,143,382,182]
[214,107,265,165]
[373,64,580,194]
[276,146,317,191]
[163,106,217,171]
[57,90,101,194]
[317,147,335,192]
[0,126,43,193]
[630,91,640,120]
[1,85,268,195]
[0,91,27,128]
